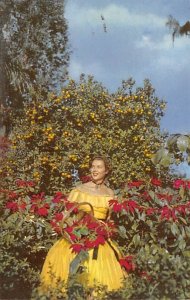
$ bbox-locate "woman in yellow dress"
[40,156,125,291]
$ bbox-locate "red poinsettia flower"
[109,199,118,206]
[50,220,62,234]
[96,226,107,236]
[8,192,18,200]
[15,179,35,187]
[85,239,96,249]
[160,206,177,221]
[106,220,116,229]
[86,221,99,229]
[65,202,78,213]
[54,212,64,222]
[65,226,77,241]
[19,202,27,211]
[171,208,177,221]
[119,255,135,271]
[28,180,35,187]
[151,178,162,186]
[69,233,78,241]
[160,206,171,220]
[37,206,49,216]
[113,203,123,212]
[128,180,144,188]
[15,179,24,187]
[176,205,186,215]
[94,235,105,246]
[81,213,93,224]
[70,243,85,253]
[31,192,45,203]
[123,200,139,213]
[109,199,123,212]
[173,179,185,189]
[146,207,155,216]
[141,191,151,202]
[52,192,66,203]
[106,220,116,237]
[65,226,74,234]
[157,193,172,202]
[6,201,18,212]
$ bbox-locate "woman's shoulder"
[105,187,115,197]
[72,182,114,197]
[73,182,92,193]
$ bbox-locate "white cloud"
[136,34,172,50]
[135,33,190,72]
[68,60,83,78]
[66,3,166,30]
[69,59,105,79]
[104,4,165,28]
[137,33,190,51]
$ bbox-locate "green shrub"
[3,76,166,192]
[1,178,190,299]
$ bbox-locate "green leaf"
[171,223,179,236]
[147,220,153,229]
[139,212,146,221]
[132,234,140,246]
[179,186,185,199]
[177,136,190,152]
[178,239,186,251]
[160,154,173,167]
[167,134,179,148]
[149,190,155,200]
[118,225,127,238]
[151,148,169,165]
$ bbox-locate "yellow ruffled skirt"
[40,238,125,291]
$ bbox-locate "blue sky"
[65,0,190,136]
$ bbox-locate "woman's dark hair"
[89,155,112,176]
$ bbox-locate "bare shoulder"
[105,186,115,197]
[75,182,91,191]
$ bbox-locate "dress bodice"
[68,188,113,219]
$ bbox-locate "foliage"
[3,76,166,192]
[0,180,116,299]
[152,133,190,171]
[109,177,190,299]
[0,0,69,133]
[166,15,190,43]
[0,136,10,184]
[0,182,48,299]
[1,177,190,298]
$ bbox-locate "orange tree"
[3,75,166,192]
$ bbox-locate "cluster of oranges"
[4,78,166,191]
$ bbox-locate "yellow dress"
[40,188,125,291]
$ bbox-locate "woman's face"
[90,159,108,183]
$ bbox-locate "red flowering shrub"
[2,177,190,299]
[3,181,116,256]
[108,178,190,298]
